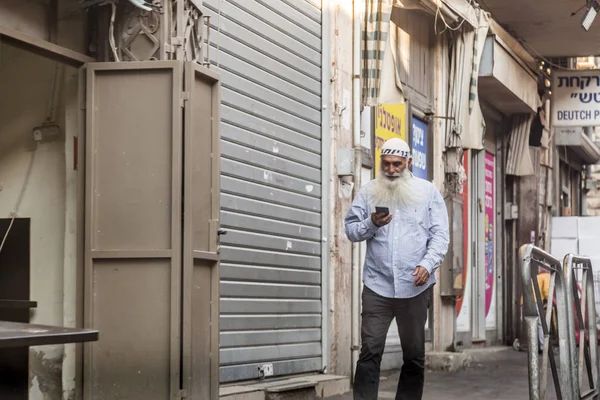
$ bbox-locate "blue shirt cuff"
[420,259,435,275]
[364,216,379,234]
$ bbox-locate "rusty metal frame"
[563,254,599,400]
[520,244,572,400]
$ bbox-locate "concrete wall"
[1,2,85,397]
[0,0,51,41]
[328,0,354,377]
[0,41,78,400]
[587,164,600,216]
[586,130,600,216]
[0,0,87,55]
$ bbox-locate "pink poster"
[456,152,469,317]
[484,152,495,317]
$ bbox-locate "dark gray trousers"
[353,285,430,400]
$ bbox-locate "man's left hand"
[412,266,429,286]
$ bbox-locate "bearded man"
[344,138,449,400]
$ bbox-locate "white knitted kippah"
[381,138,411,159]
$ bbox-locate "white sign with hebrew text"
[553,70,600,127]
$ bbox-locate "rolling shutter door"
[202,0,324,383]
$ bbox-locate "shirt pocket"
[399,207,428,234]
[398,210,428,253]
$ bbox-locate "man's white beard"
[369,169,426,207]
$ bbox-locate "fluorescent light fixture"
[582,0,600,31]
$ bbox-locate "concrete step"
[266,381,317,400]
[220,374,350,400]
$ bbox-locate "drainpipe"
[321,0,332,374]
[351,0,362,381]
[583,127,593,216]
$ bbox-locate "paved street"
[328,348,559,400]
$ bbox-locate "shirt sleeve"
[419,188,450,275]
[344,189,379,243]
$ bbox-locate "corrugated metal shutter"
[202,0,323,383]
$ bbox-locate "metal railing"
[520,244,600,400]
[521,244,572,400]
[564,254,599,400]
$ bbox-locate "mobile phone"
[375,206,390,216]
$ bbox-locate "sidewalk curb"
[425,352,471,372]
[426,346,513,371]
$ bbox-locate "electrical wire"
[0,218,14,255]
[127,0,152,11]
[217,0,222,68]
[0,142,39,255]
[1,38,57,254]
[517,39,581,71]
[478,0,581,71]
[434,0,475,34]
[109,1,120,62]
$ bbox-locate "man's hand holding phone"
[371,206,392,227]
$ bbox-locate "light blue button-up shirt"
[344,177,450,299]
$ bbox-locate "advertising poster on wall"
[411,117,428,180]
[456,151,471,332]
[374,104,407,173]
[484,152,496,329]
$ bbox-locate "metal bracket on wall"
[180,91,190,108]
[337,148,355,176]
[361,146,373,169]
[504,202,519,220]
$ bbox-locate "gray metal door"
[83,61,220,400]
[181,63,221,400]
[201,0,324,382]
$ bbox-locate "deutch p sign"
[553,70,600,127]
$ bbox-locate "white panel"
[550,238,578,260]
[551,217,579,239]
[578,238,600,258]
[577,216,600,238]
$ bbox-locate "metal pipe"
[204,15,211,67]
[583,127,593,216]
[525,316,540,400]
[520,244,573,400]
[563,254,579,399]
[351,0,362,381]
[321,0,332,375]
[563,254,600,399]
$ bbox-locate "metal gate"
[201,0,324,382]
[83,61,220,400]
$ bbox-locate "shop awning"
[478,35,539,115]
[555,127,600,165]
[441,0,478,28]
